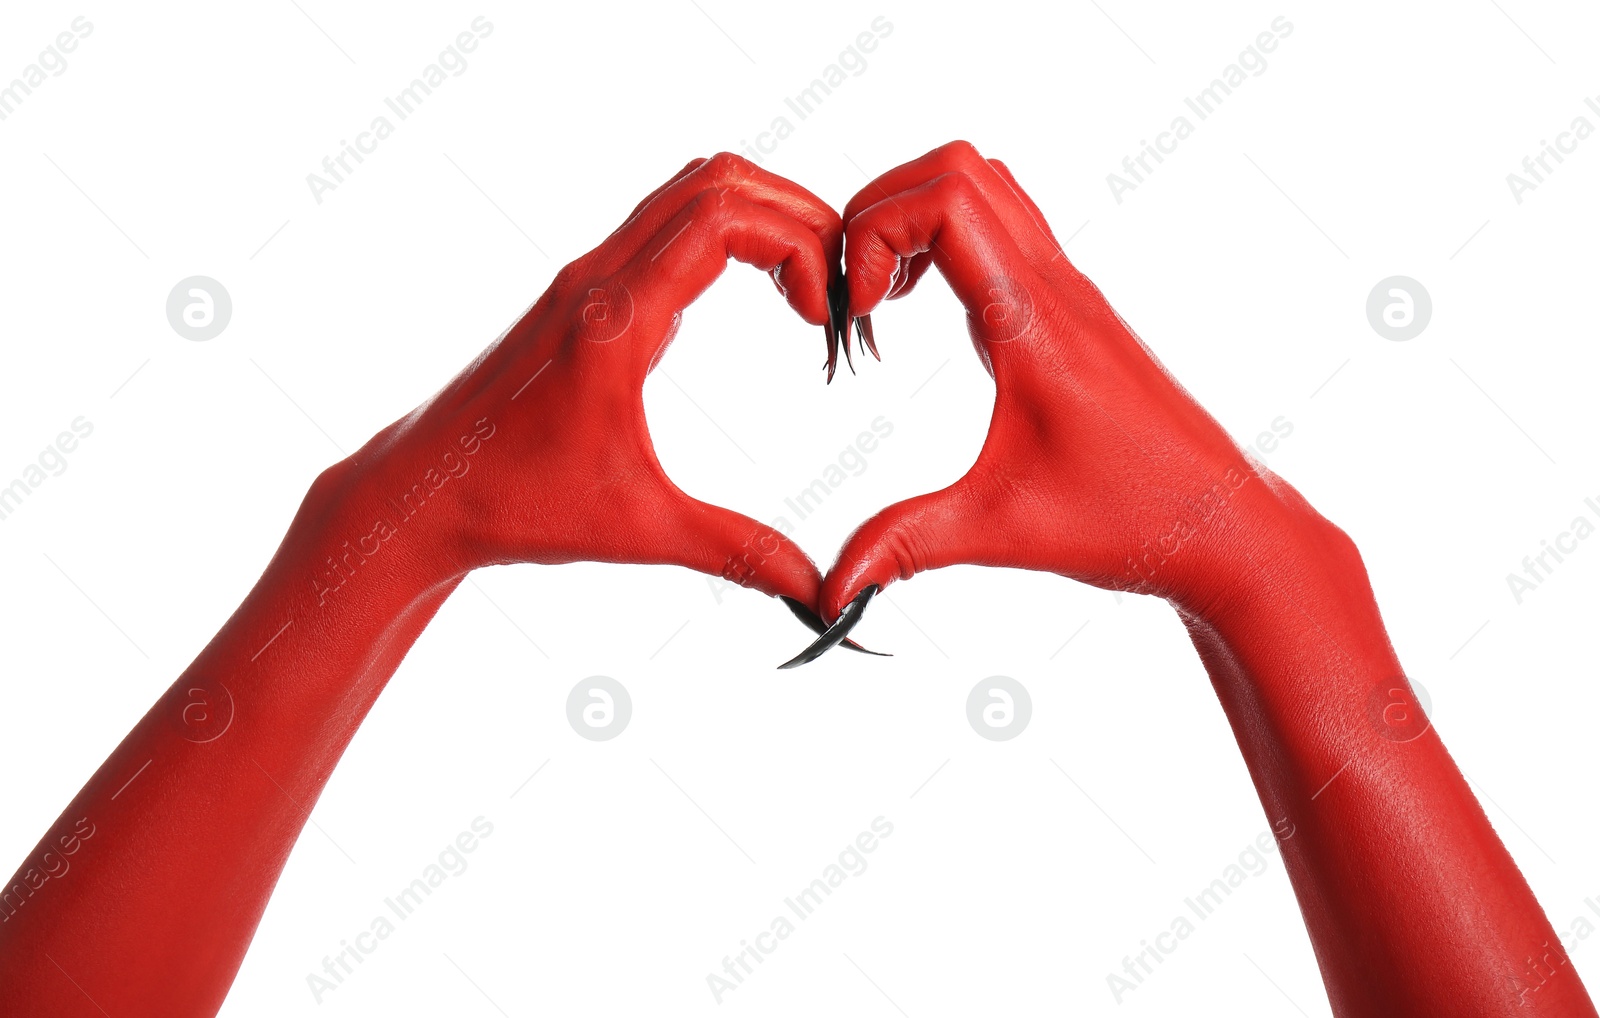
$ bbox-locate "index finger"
[608,153,844,272]
[843,141,1059,266]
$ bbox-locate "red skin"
[819,141,1595,1017]
[1,144,1587,1017]
[0,154,842,1017]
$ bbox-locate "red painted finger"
[817,482,999,621]
[843,171,1044,345]
[986,157,1064,251]
[842,141,1058,266]
[611,188,834,333]
[656,489,825,607]
[885,251,935,301]
[622,157,708,224]
[604,152,843,278]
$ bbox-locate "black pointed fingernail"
[823,257,842,383]
[855,314,878,361]
[778,585,881,669]
[780,595,824,633]
[779,595,890,657]
[827,271,853,376]
[844,638,889,656]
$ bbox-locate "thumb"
[819,482,993,621]
[653,490,825,609]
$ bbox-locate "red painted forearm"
[0,153,843,1017]
[819,140,1594,1016]
[1184,506,1591,1016]
[0,476,455,1016]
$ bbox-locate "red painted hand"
[319,152,845,607]
[815,141,1595,1018]
[819,140,1297,622]
[0,153,850,1018]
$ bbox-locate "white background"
[1,1,1597,1014]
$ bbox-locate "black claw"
[832,264,844,384]
[828,271,853,376]
[778,586,881,669]
[779,596,890,657]
[855,313,879,361]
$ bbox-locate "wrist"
[1172,470,1352,619]
[1174,483,1404,697]
[289,456,469,612]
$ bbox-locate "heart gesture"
[2,143,1591,1018]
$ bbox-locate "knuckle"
[844,215,870,247]
[880,526,924,582]
[931,170,982,207]
[688,187,737,225]
[550,259,588,297]
[818,205,846,236]
[845,209,890,251]
[933,139,984,168]
[720,524,785,588]
[720,553,757,587]
[702,151,755,188]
